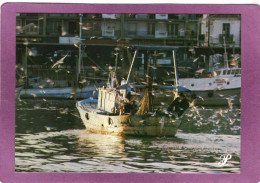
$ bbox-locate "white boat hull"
[19,85,98,99]
[15,87,23,100]
[188,88,240,106]
[133,88,240,107]
[178,74,241,106]
[76,100,182,137]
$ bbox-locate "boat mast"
[77,13,83,86]
[172,50,179,97]
[23,44,28,88]
[126,50,137,83]
[114,50,119,72]
[223,34,229,68]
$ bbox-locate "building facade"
[16,13,241,87]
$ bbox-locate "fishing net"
[135,85,153,115]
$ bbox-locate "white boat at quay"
[76,46,190,137]
[179,67,241,106]
[19,85,99,100]
[179,35,241,106]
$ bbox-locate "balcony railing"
[125,30,192,39]
[219,34,234,43]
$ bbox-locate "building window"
[90,22,101,37]
[148,23,155,36]
[222,23,230,35]
[102,22,116,37]
[221,23,233,42]
[47,21,62,35]
[155,23,168,38]
[68,21,77,35]
[168,24,178,37]
[127,23,137,36]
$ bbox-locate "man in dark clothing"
[167,93,189,117]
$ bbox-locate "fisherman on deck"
[130,101,138,115]
[167,92,189,117]
[121,77,127,85]
[124,92,132,113]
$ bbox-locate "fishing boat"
[179,67,241,106]
[76,46,190,137]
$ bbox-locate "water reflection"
[15,100,240,173]
[77,130,126,158]
[15,129,240,173]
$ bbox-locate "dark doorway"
[68,21,77,35]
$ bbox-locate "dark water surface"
[15,100,240,173]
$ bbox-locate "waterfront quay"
[16,13,241,90]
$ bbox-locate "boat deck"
[78,99,118,115]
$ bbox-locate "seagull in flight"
[51,52,69,69]
[193,57,200,62]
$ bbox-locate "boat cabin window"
[231,69,240,75]
[219,69,241,76]
[227,70,231,75]
[215,71,221,76]
[238,69,241,74]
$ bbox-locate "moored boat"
[19,84,100,100]
[179,67,241,106]
[179,36,241,106]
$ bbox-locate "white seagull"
[51,53,69,69]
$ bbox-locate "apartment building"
[16,13,241,87]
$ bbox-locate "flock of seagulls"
[17,81,240,135]
[16,31,240,135]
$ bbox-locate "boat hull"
[178,76,241,106]
[15,87,23,99]
[140,88,240,106]
[19,85,98,100]
[189,88,240,106]
[77,101,181,137]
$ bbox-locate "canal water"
[15,100,240,173]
